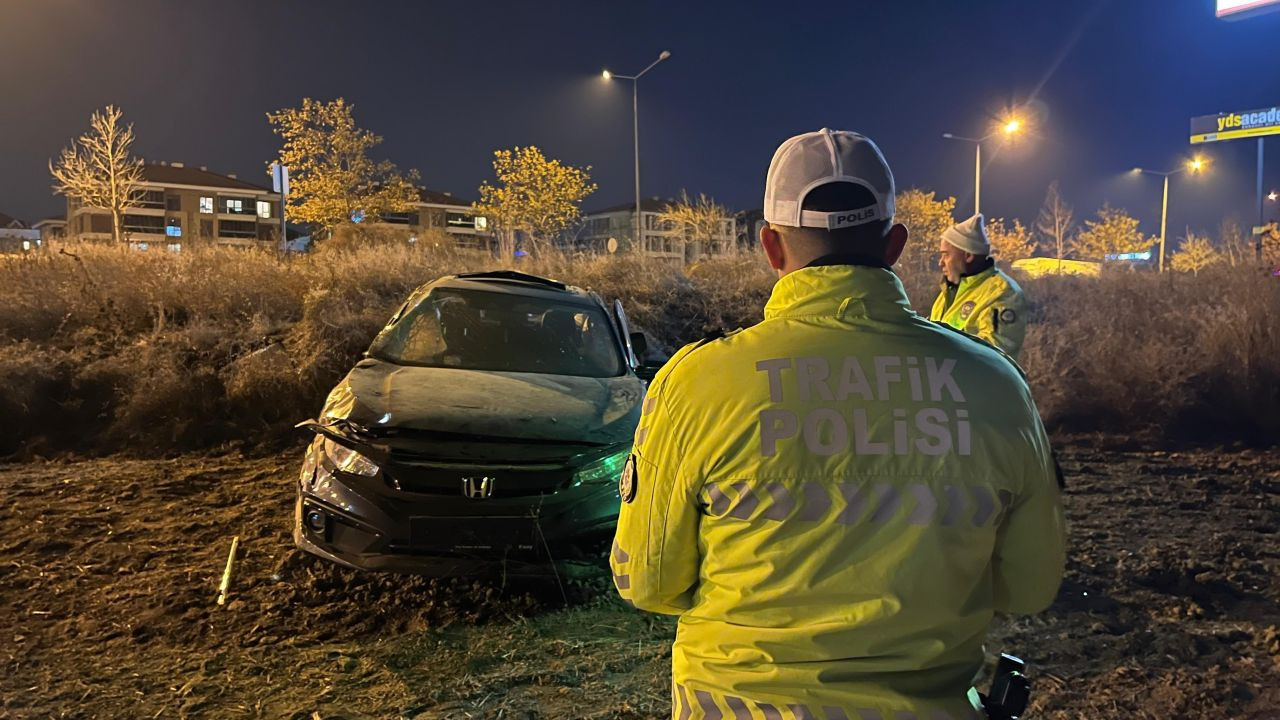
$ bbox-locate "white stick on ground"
[216,536,241,606]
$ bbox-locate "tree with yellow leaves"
[986,217,1036,262]
[1072,205,1154,261]
[658,190,733,257]
[49,105,144,244]
[474,146,597,259]
[1170,231,1222,276]
[893,189,956,280]
[266,98,419,234]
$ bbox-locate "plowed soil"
[1,446,1277,719]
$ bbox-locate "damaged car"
[294,270,656,575]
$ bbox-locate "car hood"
[320,358,645,446]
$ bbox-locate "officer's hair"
[774,182,893,255]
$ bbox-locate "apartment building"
[576,198,737,264]
[373,189,494,250]
[64,162,282,249]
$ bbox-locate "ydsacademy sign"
[1191,106,1280,144]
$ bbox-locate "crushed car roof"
[430,271,598,305]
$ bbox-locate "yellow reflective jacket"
[611,264,1065,720]
[929,265,1027,360]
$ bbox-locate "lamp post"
[602,50,671,252]
[942,118,1023,216]
[1132,157,1207,273]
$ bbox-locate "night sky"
[3,0,1280,242]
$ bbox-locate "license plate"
[410,516,539,552]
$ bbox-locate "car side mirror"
[635,363,661,382]
[629,332,648,360]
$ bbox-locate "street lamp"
[601,50,672,250]
[1268,190,1277,202]
[942,113,1025,215]
[1133,156,1208,273]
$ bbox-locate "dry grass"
[1,245,1276,456]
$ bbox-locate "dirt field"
[1,445,1277,720]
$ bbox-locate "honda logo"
[461,476,495,499]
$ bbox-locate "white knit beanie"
[942,214,991,256]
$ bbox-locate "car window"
[368,288,625,377]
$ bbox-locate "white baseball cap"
[763,128,896,230]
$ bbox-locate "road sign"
[1190,106,1280,144]
[271,163,290,195]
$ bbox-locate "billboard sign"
[1217,0,1280,18]
[1190,106,1280,144]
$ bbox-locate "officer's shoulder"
[992,267,1026,296]
[658,328,743,380]
[928,319,1028,380]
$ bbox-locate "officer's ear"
[882,222,908,266]
[760,223,786,272]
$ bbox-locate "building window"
[200,220,213,238]
[166,218,182,237]
[166,195,181,211]
[122,214,166,235]
[199,197,214,214]
[381,211,416,225]
[222,198,250,214]
[445,212,477,229]
[89,215,111,233]
[257,201,271,219]
[475,216,488,231]
[167,243,181,253]
[134,190,165,209]
[218,220,257,238]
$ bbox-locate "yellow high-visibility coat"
[930,265,1027,360]
[611,264,1065,720]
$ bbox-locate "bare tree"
[1035,180,1073,271]
[659,190,733,258]
[1219,218,1252,268]
[49,105,144,244]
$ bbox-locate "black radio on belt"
[980,653,1030,720]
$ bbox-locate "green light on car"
[573,449,629,486]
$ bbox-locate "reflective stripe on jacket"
[611,264,1065,719]
[929,265,1027,360]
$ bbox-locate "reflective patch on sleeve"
[999,308,1017,324]
[611,541,629,564]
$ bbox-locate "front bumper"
[293,460,620,576]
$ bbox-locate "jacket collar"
[764,264,915,322]
[943,258,997,292]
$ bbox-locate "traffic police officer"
[930,214,1028,359]
[611,129,1065,719]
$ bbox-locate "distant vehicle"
[1010,257,1102,278]
[294,271,657,575]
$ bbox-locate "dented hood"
[321,358,644,445]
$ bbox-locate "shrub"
[0,244,1276,457]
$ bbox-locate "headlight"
[322,437,380,477]
[573,449,629,486]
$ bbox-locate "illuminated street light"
[942,110,1028,215]
[600,50,672,250]
[1134,157,1211,273]
[1269,190,1278,202]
